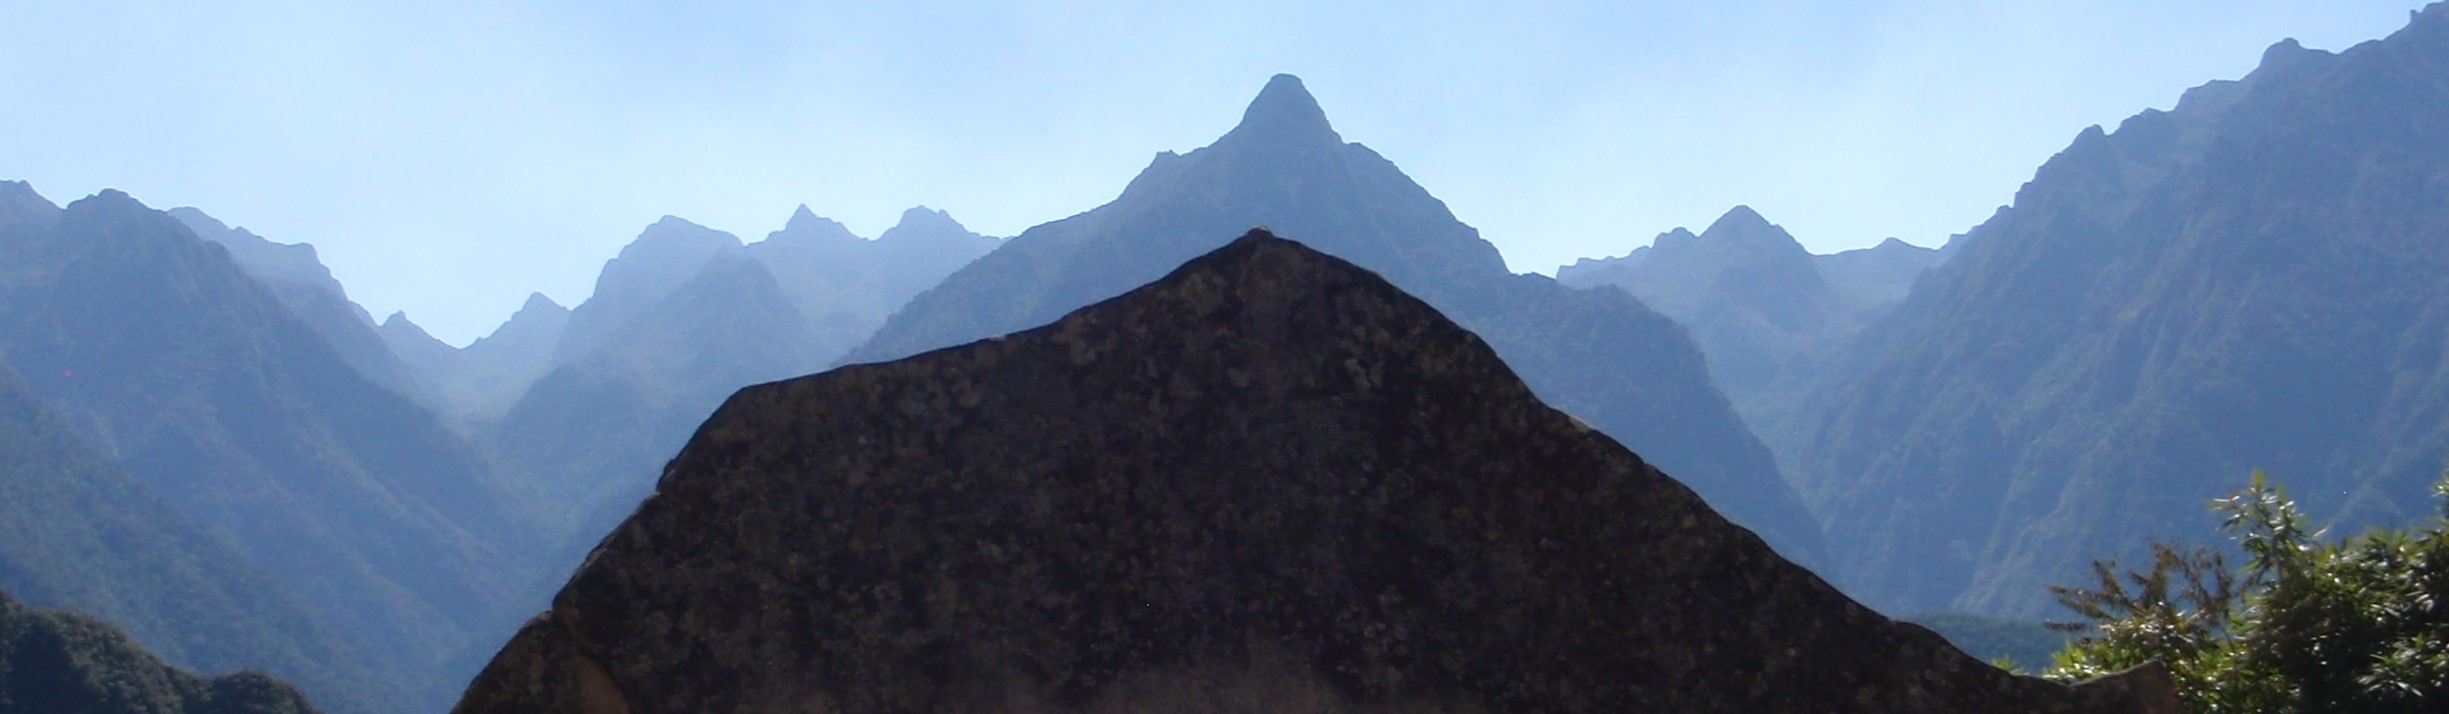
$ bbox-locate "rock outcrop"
[458,231,2171,713]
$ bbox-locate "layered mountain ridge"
[1783,3,2449,615]
[843,74,1829,568]
[457,231,2170,714]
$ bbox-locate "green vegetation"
[2044,470,2449,712]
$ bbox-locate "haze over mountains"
[1556,206,1948,428]
[1777,4,2449,616]
[461,231,2169,714]
[5,5,2449,712]
[848,74,1831,570]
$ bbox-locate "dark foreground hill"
[0,588,319,714]
[844,74,1826,569]
[458,232,2170,714]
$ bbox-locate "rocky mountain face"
[0,588,321,714]
[164,208,429,404]
[0,363,377,712]
[378,293,571,425]
[456,232,2170,714]
[843,74,1828,568]
[1556,207,1866,428]
[0,187,537,712]
[1783,4,2449,616]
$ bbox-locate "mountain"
[1815,237,1944,309]
[0,588,320,714]
[165,208,428,404]
[491,253,823,533]
[549,217,745,366]
[0,361,382,712]
[485,205,988,542]
[0,187,538,712]
[841,74,1827,568]
[1783,4,2449,616]
[743,205,999,355]
[1556,207,1861,426]
[456,232,2168,713]
[378,294,571,424]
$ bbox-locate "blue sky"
[0,1,2427,344]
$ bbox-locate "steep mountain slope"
[549,217,746,366]
[1557,207,1860,426]
[0,188,537,712]
[1785,4,2449,616]
[492,253,823,533]
[165,209,427,404]
[0,588,320,714]
[484,205,994,545]
[458,232,2168,714]
[843,75,1827,567]
[0,363,380,712]
[378,294,570,424]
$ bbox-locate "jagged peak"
[765,205,859,246]
[882,205,969,238]
[0,180,62,222]
[1219,74,1342,147]
[1698,205,1807,251]
[625,216,744,255]
[516,292,568,316]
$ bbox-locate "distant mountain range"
[482,208,998,543]
[845,74,1831,568]
[1781,4,2449,616]
[6,6,2449,709]
[0,185,533,712]
[1556,206,1948,429]
[460,231,2167,714]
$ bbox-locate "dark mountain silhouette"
[378,294,571,424]
[0,588,320,714]
[0,362,382,712]
[842,74,1828,567]
[457,232,2170,714]
[1556,207,1861,427]
[165,209,429,405]
[1784,3,2449,616]
[0,187,538,712]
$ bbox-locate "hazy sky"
[1,1,2427,344]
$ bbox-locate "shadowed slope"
[458,231,2168,714]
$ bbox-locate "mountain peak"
[1221,73,1340,146]
[516,292,568,316]
[461,229,2164,714]
[1705,205,1772,233]
[883,205,965,237]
